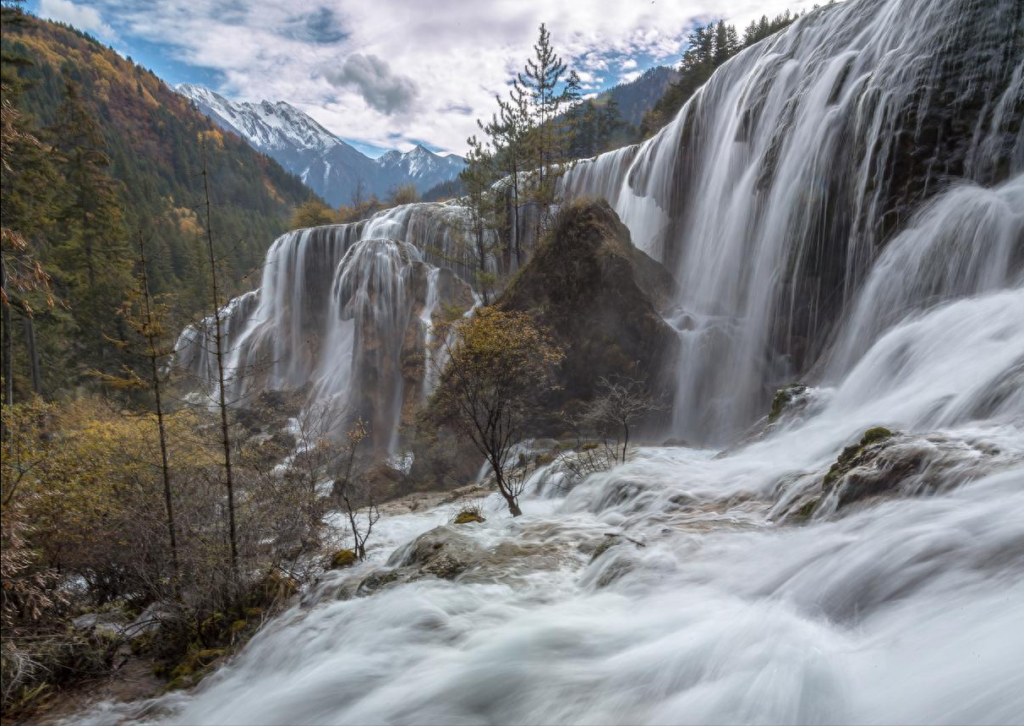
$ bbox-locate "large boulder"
[497,198,679,423]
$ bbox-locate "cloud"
[84,0,822,153]
[326,53,419,115]
[619,70,642,84]
[285,7,348,45]
[38,0,117,41]
[621,58,638,70]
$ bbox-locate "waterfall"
[826,175,1024,377]
[82,1,1024,724]
[562,0,1023,444]
[175,211,474,452]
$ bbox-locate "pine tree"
[516,24,580,240]
[102,231,181,595]
[458,135,502,302]
[1,2,58,404]
[480,92,530,266]
[50,80,130,374]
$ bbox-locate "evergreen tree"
[516,24,580,238]
[50,80,130,374]
[641,8,800,138]
[480,92,530,265]
[458,135,502,302]
[1,0,58,402]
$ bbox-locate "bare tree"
[331,420,378,560]
[134,232,181,593]
[351,177,366,210]
[586,374,661,463]
[557,374,661,487]
[200,141,238,576]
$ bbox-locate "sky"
[26,0,819,156]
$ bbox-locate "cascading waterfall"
[175,208,474,452]
[115,0,1024,724]
[825,175,1024,376]
[562,0,1023,444]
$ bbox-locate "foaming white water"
[827,175,1024,376]
[86,276,1024,726]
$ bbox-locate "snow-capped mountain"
[178,84,339,153]
[176,84,465,207]
[375,144,468,193]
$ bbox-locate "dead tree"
[201,141,239,576]
[135,231,181,593]
[331,421,379,560]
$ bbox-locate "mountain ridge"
[177,83,466,206]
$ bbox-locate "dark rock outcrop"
[497,198,679,421]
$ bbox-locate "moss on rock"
[453,511,486,525]
[768,383,809,423]
[823,426,895,489]
[330,549,358,569]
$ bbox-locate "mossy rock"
[793,499,819,522]
[166,675,190,692]
[356,568,404,596]
[823,426,895,489]
[861,426,893,445]
[768,383,809,423]
[330,549,358,569]
[453,511,486,525]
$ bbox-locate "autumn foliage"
[429,308,563,516]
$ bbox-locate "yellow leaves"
[198,129,225,149]
[1,396,220,570]
[443,307,564,374]
[289,200,342,229]
[168,205,202,237]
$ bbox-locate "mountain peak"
[177,83,341,153]
[176,84,465,205]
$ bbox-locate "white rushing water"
[91,279,1024,726]
[147,0,1024,722]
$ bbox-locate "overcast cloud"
[32,0,822,154]
[326,53,419,115]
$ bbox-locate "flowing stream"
[141,0,1024,722]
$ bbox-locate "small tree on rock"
[430,308,563,516]
[586,374,660,463]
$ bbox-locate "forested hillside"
[1,9,315,397]
[639,10,805,136]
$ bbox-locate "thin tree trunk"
[511,161,522,268]
[137,232,181,595]
[491,457,522,517]
[2,256,13,408]
[201,142,239,577]
[23,314,40,396]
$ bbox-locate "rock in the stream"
[787,427,1021,520]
